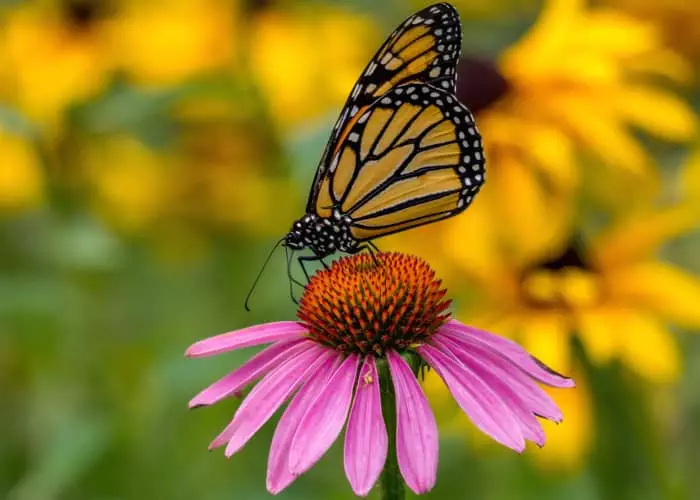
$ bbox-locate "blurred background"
[1,0,700,498]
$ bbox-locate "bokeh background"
[2,0,700,498]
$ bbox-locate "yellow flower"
[0,1,113,132]
[106,0,237,86]
[456,0,696,233]
[0,130,44,214]
[249,6,378,128]
[408,199,699,467]
[81,102,295,239]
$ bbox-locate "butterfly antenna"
[245,238,284,312]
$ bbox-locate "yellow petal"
[438,189,513,289]
[625,48,694,85]
[519,310,572,375]
[541,93,651,175]
[616,311,681,382]
[574,306,623,364]
[614,86,697,141]
[605,262,700,328]
[486,154,573,265]
[502,0,584,77]
[571,10,657,58]
[530,369,592,470]
[0,132,44,213]
[591,206,697,268]
[527,123,578,191]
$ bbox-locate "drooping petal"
[387,350,438,494]
[432,336,546,445]
[189,339,306,408]
[186,321,307,358]
[208,342,330,454]
[344,356,387,497]
[289,354,360,475]
[267,353,341,495]
[419,344,526,451]
[434,333,562,422]
[440,320,575,388]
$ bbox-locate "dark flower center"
[519,241,603,309]
[456,56,510,115]
[297,253,451,355]
[63,0,109,31]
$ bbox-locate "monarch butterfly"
[247,2,485,308]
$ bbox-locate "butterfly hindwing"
[314,82,484,241]
[307,3,462,213]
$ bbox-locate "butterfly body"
[285,211,358,258]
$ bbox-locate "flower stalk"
[377,357,404,500]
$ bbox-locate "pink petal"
[441,320,575,388]
[190,339,306,408]
[418,344,526,452]
[267,353,341,495]
[344,356,387,497]
[387,350,438,494]
[289,354,360,475]
[432,336,546,446]
[186,321,307,358]
[435,333,562,422]
[208,342,330,455]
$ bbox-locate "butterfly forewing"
[307,3,462,213]
[319,82,484,241]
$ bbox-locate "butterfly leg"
[354,244,381,266]
[284,247,302,304]
[298,254,325,283]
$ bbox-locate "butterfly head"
[283,218,308,251]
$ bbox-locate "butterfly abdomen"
[285,212,359,257]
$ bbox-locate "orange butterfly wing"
[307,3,462,214]
[315,83,484,240]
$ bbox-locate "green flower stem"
[377,353,421,500]
[378,357,404,500]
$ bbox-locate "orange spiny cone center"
[297,252,451,356]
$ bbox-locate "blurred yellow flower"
[249,6,377,128]
[413,199,700,467]
[80,103,295,239]
[173,101,297,235]
[107,0,237,86]
[81,136,175,233]
[0,131,44,214]
[457,0,696,233]
[0,1,113,131]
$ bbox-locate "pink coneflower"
[186,253,574,497]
